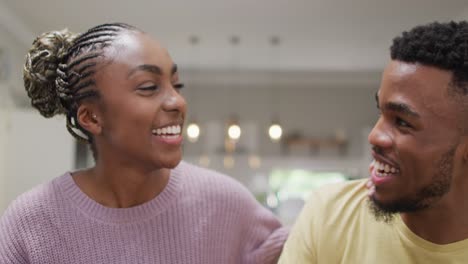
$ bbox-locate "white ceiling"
[2,0,467,72]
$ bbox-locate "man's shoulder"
[312,179,367,204]
[302,179,368,222]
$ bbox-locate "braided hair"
[23,23,140,150]
[390,21,468,94]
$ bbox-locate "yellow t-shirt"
[279,180,468,264]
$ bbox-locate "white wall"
[1,110,74,212]
[0,11,31,212]
[0,23,28,103]
[182,82,379,158]
[456,7,468,20]
[0,107,9,211]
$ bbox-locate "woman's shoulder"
[1,173,68,224]
[177,161,256,202]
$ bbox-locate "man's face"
[367,60,464,219]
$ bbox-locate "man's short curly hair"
[390,21,468,94]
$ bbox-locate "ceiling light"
[268,123,283,141]
[228,124,241,140]
[186,122,200,142]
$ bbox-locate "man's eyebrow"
[127,64,162,78]
[375,92,420,118]
[384,102,420,118]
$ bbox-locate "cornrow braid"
[56,23,141,143]
[24,23,141,148]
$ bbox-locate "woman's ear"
[76,104,102,136]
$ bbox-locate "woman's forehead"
[102,32,173,72]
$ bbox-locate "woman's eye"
[138,85,158,91]
[173,83,185,89]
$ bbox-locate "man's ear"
[460,137,468,163]
[76,104,102,136]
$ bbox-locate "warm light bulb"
[187,123,200,142]
[248,155,262,169]
[228,124,241,140]
[199,155,210,167]
[223,156,235,169]
[268,124,282,141]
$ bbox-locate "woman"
[0,23,287,264]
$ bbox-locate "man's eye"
[396,117,411,128]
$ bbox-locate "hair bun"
[23,29,77,117]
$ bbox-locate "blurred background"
[0,0,467,224]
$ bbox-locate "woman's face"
[91,31,186,171]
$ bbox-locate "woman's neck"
[73,160,170,208]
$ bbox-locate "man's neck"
[401,194,468,244]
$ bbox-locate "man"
[279,21,468,263]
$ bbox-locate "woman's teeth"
[152,125,182,137]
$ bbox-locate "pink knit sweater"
[0,161,287,263]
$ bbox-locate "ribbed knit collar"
[54,162,185,224]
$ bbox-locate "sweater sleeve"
[0,202,30,264]
[240,194,290,264]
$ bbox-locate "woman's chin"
[152,156,182,170]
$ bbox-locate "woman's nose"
[162,86,187,113]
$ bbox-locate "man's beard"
[368,147,455,223]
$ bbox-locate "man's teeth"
[152,125,181,136]
[371,160,399,177]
